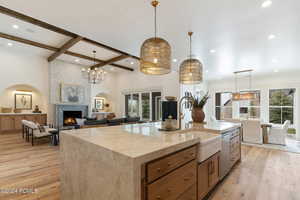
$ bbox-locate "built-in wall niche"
[92,92,112,113]
[0,84,46,113]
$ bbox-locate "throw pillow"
[76,118,86,126]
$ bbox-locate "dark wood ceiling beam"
[0,6,77,38]
[0,6,140,61]
[48,36,83,62]
[90,55,129,69]
[64,51,134,71]
[0,32,57,51]
[82,38,140,60]
[0,32,134,71]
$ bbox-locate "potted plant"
[191,92,209,123]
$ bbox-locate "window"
[215,92,232,120]
[141,93,150,120]
[269,89,295,124]
[125,91,162,121]
[239,90,260,119]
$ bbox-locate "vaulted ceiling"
[0,0,299,79]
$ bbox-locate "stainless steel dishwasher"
[220,128,241,179]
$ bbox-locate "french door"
[125,91,161,121]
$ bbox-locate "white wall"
[207,72,300,140]
[90,72,118,113]
[113,70,180,117]
[0,46,49,114]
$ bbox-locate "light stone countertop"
[200,121,241,133]
[61,122,221,161]
[60,122,237,200]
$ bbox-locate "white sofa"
[268,120,290,145]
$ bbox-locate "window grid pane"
[269,88,295,124]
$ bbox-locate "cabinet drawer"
[177,184,196,200]
[147,146,197,182]
[147,161,197,200]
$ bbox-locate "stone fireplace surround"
[55,104,88,128]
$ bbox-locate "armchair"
[242,120,263,144]
[268,120,290,145]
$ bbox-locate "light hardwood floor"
[1,133,300,200]
[0,133,60,200]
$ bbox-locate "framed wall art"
[15,93,32,110]
[95,98,104,110]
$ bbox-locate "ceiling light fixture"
[7,43,13,46]
[210,49,216,53]
[81,50,105,84]
[268,34,276,40]
[233,69,257,101]
[173,58,177,62]
[179,32,203,84]
[140,0,171,75]
[12,24,19,29]
[274,69,279,73]
[75,59,80,63]
[261,0,272,8]
[130,61,134,65]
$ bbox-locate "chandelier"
[232,69,256,101]
[179,32,203,84]
[81,50,105,84]
[140,0,171,75]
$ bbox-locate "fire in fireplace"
[63,111,82,126]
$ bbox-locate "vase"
[192,108,205,123]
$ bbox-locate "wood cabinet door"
[0,116,15,132]
[208,153,220,190]
[33,115,47,125]
[14,115,24,130]
[147,161,197,200]
[198,160,209,200]
[25,115,36,123]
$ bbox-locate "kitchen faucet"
[178,93,194,130]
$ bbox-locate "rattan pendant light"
[140,0,171,75]
[179,32,203,84]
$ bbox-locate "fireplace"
[63,111,82,126]
[55,105,88,128]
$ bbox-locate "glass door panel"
[130,93,139,117]
[142,93,150,120]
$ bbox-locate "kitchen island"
[60,121,240,200]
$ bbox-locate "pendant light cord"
[152,1,159,38]
[188,32,193,73]
[189,34,192,59]
[154,5,157,38]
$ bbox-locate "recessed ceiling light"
[272,59,278,63]
[261,0,272,8]
[7,43,13,46]
[12,24,19,29]
[205,70,209,73]
[173,58,177,62]
[75,59,80,63]
[25,28,35,33]
[210,49,216,53]
[274,69,279,73]
[130,61,134,65]
[268,34,276,40]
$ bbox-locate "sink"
[185,131,221,163]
